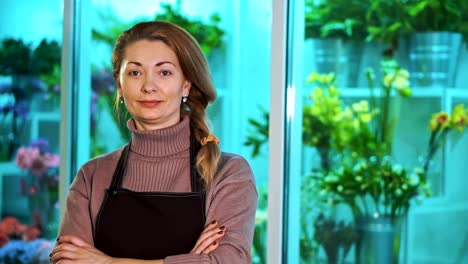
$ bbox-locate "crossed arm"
[50,220,225,263]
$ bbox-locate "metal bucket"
[408,32,463,87]
[355,215,403,264]
[312,38,343,76]
[342,40,364,88]
[311,38,364,88]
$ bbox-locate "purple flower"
[30,138,50,153]
[13,101,30,118]
[92,69,115,94]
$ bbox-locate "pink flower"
[43,152,60,168]
[29,156,47,176]
[15,147,29,169]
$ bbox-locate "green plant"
[364,0,410,48]
[154,3,224,57]
[0,39,31,75]
[305,0,368,41]
[302,73,379,170]
[405,0,468,41]
[365,0,468,51]
[0,38,61,77]
[93,1,224,57]
[317,156,430,220]
[306,67,430,219]
[244,107,269,158]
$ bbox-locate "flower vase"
[355,215,404,264]
[313,213,358,264]
[27,183,59,239]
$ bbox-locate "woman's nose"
[141,74,158,93]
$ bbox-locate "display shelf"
[340,87,447,98]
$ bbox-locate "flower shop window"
[280,0,468,263]
[0,0,63,262]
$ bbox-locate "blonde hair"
[112,21,221,186]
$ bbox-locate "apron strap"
[110,143,131,189]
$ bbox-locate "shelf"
[340,87,467,98]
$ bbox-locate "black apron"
[94,134,206,259]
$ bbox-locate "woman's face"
[118,39,191,130]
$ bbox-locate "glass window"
[0,0,63,261]
[283,0,468,263]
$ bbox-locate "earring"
[182,96,188,103]
[120,96,124,104]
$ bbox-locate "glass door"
[282,0,468,263]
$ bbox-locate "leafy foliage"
[305,0,369,40]
[244,107,269,158]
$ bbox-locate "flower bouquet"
[15,138,60,238]
[304,58,468,263]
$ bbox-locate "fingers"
[50,242,80,263]
[57,235,91,248]
[202,241,219,254]
[191,221,226,254]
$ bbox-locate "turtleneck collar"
[127,115,190,157]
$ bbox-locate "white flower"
[408,173,420,186]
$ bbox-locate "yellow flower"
[429,112,450,132]
[383,73,394,87]
[397,69,409,79]
[352,100,369,113]
[408,173,420,186]
[328,85,339,97]
[450,104,467,132]
[311,87,324,99]
[306,72,320,83]
[319,73,335,84]
[393,76,409,90]
[359,113,373,123]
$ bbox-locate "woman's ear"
[183,80,192,95]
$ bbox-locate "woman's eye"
[129,70,141,76]
[160,70,171,76]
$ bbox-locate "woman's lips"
[139,100,160,108]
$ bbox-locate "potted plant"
[0,38,61,108]
[365,0,468,87]
[404,0,468,87]
[305,0,369,87]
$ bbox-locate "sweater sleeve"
[164,156,258,264]
[58,166,94,245]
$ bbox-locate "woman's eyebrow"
[127,61,142,66]
[155,61,175,67]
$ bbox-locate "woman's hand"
[50,235,114,264]
[191,220,226,254]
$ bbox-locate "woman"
[50,21,257,263]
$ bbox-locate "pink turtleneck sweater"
[58,116,258,263]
